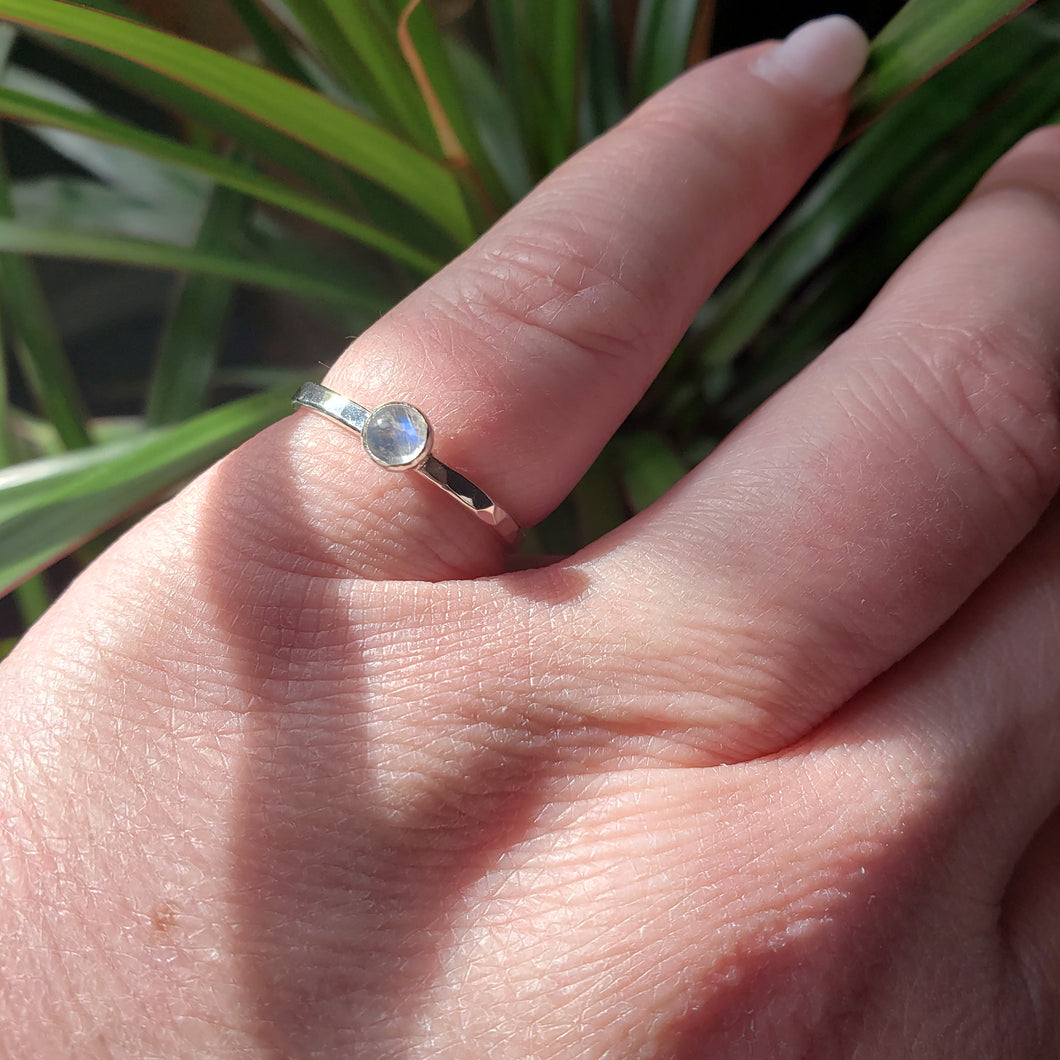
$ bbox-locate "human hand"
[3,15,1060,1057]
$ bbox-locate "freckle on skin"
[150,902,178,934]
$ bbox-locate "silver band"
[292,382,521,546]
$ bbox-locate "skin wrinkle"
[857,323,1060,518]
[539,562,870,762]
[426,762,911,1058]
[389,311,521,447]
[816,368,978,571]
[625,55,813,224]
[826,703,1036,903]
[914,610,1060,873]
[299,53,847,559]
[669,801,941,1054]
[413,249,657,498]
[10,53,1060,1059]
[606,320,1051,746]
[386,309,486,400]
[972,153,1060,235]
[356,585,623,775]
[463,230,656,371]
[2,654,246,1054]
[555,151,1060,771]
[507,186,662,322]
[193,466,585,1055]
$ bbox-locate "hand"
[3,16,1059,1057]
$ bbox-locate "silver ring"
[293,382,521,546]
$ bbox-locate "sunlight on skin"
[2,16,1060,1057]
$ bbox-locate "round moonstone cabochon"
[362,402,432,470]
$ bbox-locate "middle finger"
[584,127,1060,759]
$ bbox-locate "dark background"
[714,1,903,46]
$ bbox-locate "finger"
[584,126,1060,758]
[215,17,868,580]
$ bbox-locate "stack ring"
[293,382,522,546]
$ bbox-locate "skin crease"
[3,30,1060,1060]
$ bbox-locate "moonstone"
[362,402,431,469]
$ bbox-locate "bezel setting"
[292,382,521,545]
[361,401,433,471]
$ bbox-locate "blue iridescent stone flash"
[362,402,431,470]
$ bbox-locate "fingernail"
[751,15,869,98]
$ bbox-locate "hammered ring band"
[293,382,521,547]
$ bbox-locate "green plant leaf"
[0,25,91,452]
[0,217,386,310]
[0,0,475,243]
[487,0,583,175]
[274,0,405,120]
[582,0,627,141]
[318,0,438,149]
[689,10,1050,383]
[31,0,422,246]
[11,571,50,626]
[0,152,91,451]
[484,0,529,152]
[36,36,361,209]
[0,78,444,273]
[0,19,12,71]
[28,0,355,197]
[145,177,246,426]
[847,0,1037,131]
[0,386,293,596]
[541,0,584,169]
[224,0,314,84]
[446,36,532,201]
[0,302,46,635]
[7,409,145,460]
[4,68,206,209]
[631,0,703,103]
[728,46,1060,420]
[615,431,687,512]
[241,209,397,330]
[11,177,203,243]
[569,449,626,543]
[397,0,509,214]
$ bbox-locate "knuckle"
[428,225,659,375]
[547,591,820,763]
[859,319,1060,515]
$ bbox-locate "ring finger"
[579,125,1060,760]
[206,19,870,580]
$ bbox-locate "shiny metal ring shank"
[293,382,521,547]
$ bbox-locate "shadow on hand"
[194,419,560,1057]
